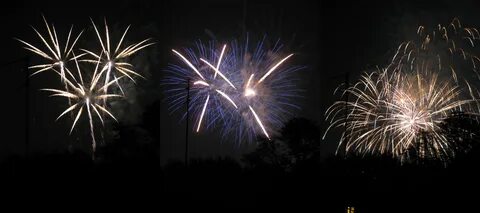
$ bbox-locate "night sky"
[2,0,480,211]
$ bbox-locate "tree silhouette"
[400,111,480,166]
[441,112,480,163]
[243,117,321,171]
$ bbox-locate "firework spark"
[196,95,210,132]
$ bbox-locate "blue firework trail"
[163,37,304,143]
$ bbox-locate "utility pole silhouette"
[185,78,190,167]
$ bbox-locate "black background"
[1,0,480,212]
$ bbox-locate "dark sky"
[2,0,480,164]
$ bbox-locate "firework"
[325,68,477,162]
[164,38,303,143]
[18,16,150,155]
[325,18,480,163]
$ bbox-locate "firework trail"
[164,38,303,143]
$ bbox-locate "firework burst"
[325,18,480,163]
[164,37,303,143]
[18,16,152,155]
[325,68,478,163]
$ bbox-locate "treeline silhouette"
[1,103,480,212]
